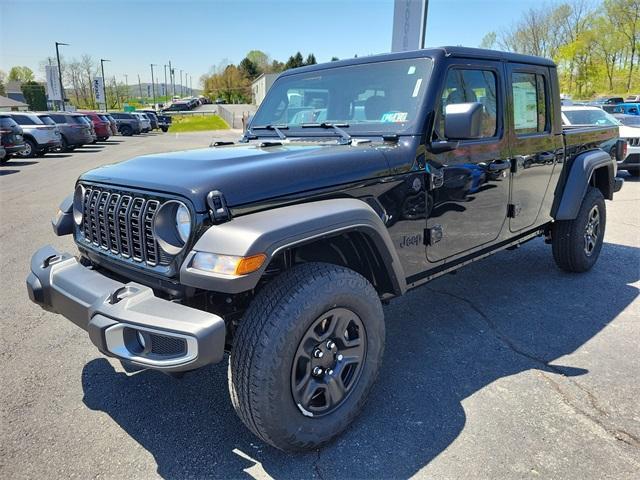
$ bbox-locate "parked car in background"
[0,145,5,162]
[625,94,640,102]
[44,112,94,151]
[138,110,159,130]
[7,112,61,158]
[562,105,639,177]
[0,114,26,162]
[591,96,624,105]
[101,113,118,136]
[109,112,142,136]
[78,115,98,142]
[613,113,640,127]
[79,111,111,141]
[132,112,151,133]
[602,103,640,116]
[163,101,190,112]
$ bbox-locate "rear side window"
[511,72,548,134]
[48,114,66,123]
[439,68,498,138]
[11,114,43,126]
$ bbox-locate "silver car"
[7,112,62,158]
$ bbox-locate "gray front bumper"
[26,245,226,372]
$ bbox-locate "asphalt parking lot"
[1,132,638,479]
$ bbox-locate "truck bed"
[563,125,619,157]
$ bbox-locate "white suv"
[561,105,640,177]
[8,112,62,158]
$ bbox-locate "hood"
[619,125,640,139]
[80,142,391,211]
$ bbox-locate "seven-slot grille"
[625,137,639,147]
[80,185,166,266]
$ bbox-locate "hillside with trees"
[480,0,639,97]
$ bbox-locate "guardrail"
[162,109,219,116]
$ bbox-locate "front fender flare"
[180,199,407,295]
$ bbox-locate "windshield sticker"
[412,78,423,97]
[407,65,416,75]
[381,111,408,123]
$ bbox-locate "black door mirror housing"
[444,102,484,140]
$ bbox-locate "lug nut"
[312,366,324,376]
[337,354,343,361]
[326,340,336,350]
[327,369,334,376]
[313,349,324,358]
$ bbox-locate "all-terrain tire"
[228,262,385,451]
[552,186,606,273]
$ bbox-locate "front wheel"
[552,187,606,273]
[18,139,37,158]
[161,126,169,132]
[229,262,385,451]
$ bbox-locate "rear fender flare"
[554,149,614,220]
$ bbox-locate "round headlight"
[73,184,85,225]
[152,200,191,255]
[176,204,191,243]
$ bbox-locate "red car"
[78,111,111,142]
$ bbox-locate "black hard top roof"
[280,46,556,77]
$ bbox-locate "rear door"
[426,60,511,263]
[506,64,563,231]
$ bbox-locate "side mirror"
[444,102,484,140]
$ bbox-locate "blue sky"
[0,0,542,87]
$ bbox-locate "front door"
[426,62,511,263]
[506,64,562,231]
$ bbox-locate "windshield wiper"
[251,124,288,140]
[301,122,352,144]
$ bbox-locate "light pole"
[100,59,110,111]
[169,60,174,99]
[180,69,183,97]
[150,64,158,108]
[124,74,128,103]
[55,42,68,111]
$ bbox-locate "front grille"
[625,137,640,147]
[80,185,167,267]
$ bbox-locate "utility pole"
[100,59,110,111]
[55,42,68,111]
[113,76,121,109]
[179,69,183,97]
[163,64,168,100]
[124,74,128,103]
[138,74,143,100]
[190,75,193,95]
[150,64,158,108]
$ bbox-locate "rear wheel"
[18,139,37,158]
[120,125,133,136]
[627,167,640,178]
[229,262,385,451]
[161,126,168,132]
[552,187,606,273]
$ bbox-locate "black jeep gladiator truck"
[27,47,624,451]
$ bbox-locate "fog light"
[191,252,266,276]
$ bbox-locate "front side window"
[11,115,43,126]
[438,68,498,138]
[252,58,433,134]
[511,72,548,134]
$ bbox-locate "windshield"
[564,109,620,126]
[616,115,640,127]
[251,58,433,135]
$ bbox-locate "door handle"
[488,160,511,172]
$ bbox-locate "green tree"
[0,70,6,96]
[8,66,34,82]
[20,81,47,110]
[330,56,340,62]
[605,0,640,91]
[285,52,305,70]
[305,53,317,65]
[245,50,270,72]
[239,57,259,80]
